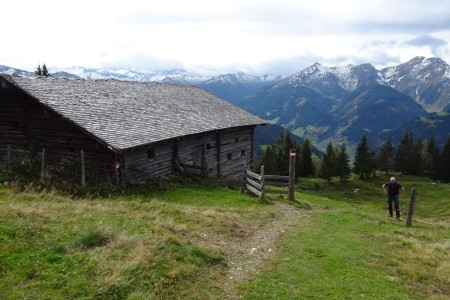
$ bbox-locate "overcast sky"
[2,0,450,75]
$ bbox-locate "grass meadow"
[0,175,448,299]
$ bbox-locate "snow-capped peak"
[49,66,209,84]
[287,62,363,90]
[203,72,282,85]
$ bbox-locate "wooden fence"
[2,145,113,187]
[243,149,296,200]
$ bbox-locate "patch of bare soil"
[218,201,307,299]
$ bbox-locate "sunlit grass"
[0,183,277,299]
[0,176,448,299]
[240,176,450,299]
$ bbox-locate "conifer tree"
[301,138,315,177]
[424,136,440,180]
[261,144,279,175]
[276,129,297,174]
[319,142,336,182]
[252,152,262,173]
[294,142,302,180]
[35,63,51,77]
[412,138,424,176]
[377,137,394,175]
[439,136,450,183]
[335,143,351,182]
[257,130,304,180]
[353,135,374,179]
[42,64,50,77]
[395,132,414,174]
[35,64,42,76]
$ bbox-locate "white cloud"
[1,0,450,75]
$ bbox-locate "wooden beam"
[264,189,289,195]
[264,174,289,180]
[246,177,262,190]
[246,169,261,181]
[246,184,263,197]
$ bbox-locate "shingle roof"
[1,75,266,151]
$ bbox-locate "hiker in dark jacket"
[382,177,405,220]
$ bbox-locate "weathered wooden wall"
[1,78,256,185]
[0,82,116,176]
[120,126,255,183]
[120,140,175,183]
[217,127,254,181]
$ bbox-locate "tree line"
[253,130,450,183]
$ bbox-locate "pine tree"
[412,138,424,176]
[276,129,296,175]
[35,63,50,77]
[335,143,351,182]
[424,136,440,180]
[353,135,375,179]
[319,142,335,182]
[300,138,314,177]
[252,152,262,173]
[35,64,42,76]
[395,132,414,174]
[42,64,50,77]
[294,142,302,180]
[261,144,279,175]
[377,137,394,175]
[439,136,450,183]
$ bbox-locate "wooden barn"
[0,74,266,186]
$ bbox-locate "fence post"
[406,187,417,226]
[41,147,45,181]
[80,149,86,188]
[260,165,265,198]
[289,149,296,201]
[7,144,11,170]
[241,163,247,193]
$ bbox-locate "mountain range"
[234,57,450,152]
[2,56,450,153]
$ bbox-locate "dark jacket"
[384,182,403,196]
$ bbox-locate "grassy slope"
[242,175,450,299]
[0,176,449,299]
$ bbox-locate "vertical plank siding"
[121,127,255,183]
[0,87,116,177]
[218,127,254,181]
[121,141,175,183]
[177,132,219,176]
[1,81,258,185]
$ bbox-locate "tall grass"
[0,182,277,299]
[0,174,448,299]
[240,175,450,299]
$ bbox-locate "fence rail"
[244,162,295,200]
[244,149,296,200]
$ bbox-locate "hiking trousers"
[387,195,400,218]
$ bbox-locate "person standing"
[382,177,405,220]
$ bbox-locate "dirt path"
[219,201,308,299]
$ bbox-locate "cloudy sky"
[2,0,450,75]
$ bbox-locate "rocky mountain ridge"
[2,56,449,151]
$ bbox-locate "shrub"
[77,228,112,249]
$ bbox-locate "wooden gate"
[244,149,296,200]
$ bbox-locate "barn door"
[193,145,204,169]
[193,144,208,176]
